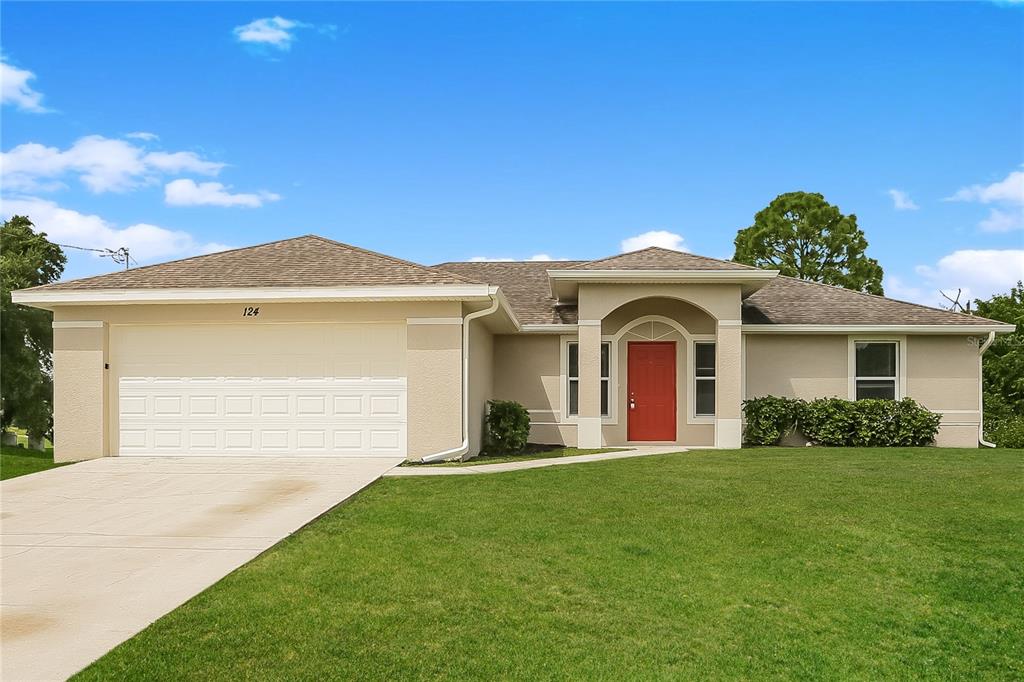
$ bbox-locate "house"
[12,235,1014,462]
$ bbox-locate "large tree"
[733,192,884,294]
[974,282,1024,436]
[1,216,66,439]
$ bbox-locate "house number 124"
[242,306,260,317]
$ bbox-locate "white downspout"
[978,331,996,448]
[420,294,501,463]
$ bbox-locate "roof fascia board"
[12,284,496,308]
[741,323,1015,334]
[546,269,779,299]
[547,269,779,281]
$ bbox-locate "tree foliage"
[974,282,1024,445]
[1,216,66,438]
[733,192,884,294]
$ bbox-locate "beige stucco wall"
[404,323,462,460]
[52,325,108,462]
[51,301,465,461]
[492,334,571,445]
[744,335,849,399]
[467,319,493,456]
[579,283,742,322]
[906,336,980,412]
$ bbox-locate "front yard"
[77,448,1023,679]
[1,445,65,480]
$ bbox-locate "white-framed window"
[854,341,898,400]
[567,341,611,417]
[694,342,716,416]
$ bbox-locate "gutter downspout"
[420,294,501,463]
[978,331,996,448]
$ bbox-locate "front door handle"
[629,398,636,410]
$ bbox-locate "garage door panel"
[113,323,407,457]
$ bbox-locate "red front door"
[627,342,677,441]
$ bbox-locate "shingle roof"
[566,246,757,271]
[31,236,1005,328]
[28,235,480,291]
[742,276,1003,327]
[434,260,583,325]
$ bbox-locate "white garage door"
[112,323,407,457]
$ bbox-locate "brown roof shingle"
[567,246,757,271]
[28,235,480,291]
[742,276,1003,327]
[435,260,582,325]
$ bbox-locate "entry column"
[715,320,743,448]
[577,320,603,448]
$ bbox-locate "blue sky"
[2,2,1021,306]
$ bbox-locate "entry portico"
[548,261,778,450]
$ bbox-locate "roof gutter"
[978,331,997,449]
[419,294,501,463]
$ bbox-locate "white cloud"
[887,189,919,211]
[978,207,1024,233]
[164,179,281,208]
[913,249,1024,306]
[946,170,1024,205]
[620,230,688,253]
[0,135,226,193]
[233,16,303,48]
[883,275,929,305]
[232,16,335,52]
[0,196,230,264]
[124,131,159,141]
[1,59,48,112]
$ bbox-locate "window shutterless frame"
[854,341,898,400]
[566,341,611,417]
[694,341,716,417]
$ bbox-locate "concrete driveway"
[1,455,402,681]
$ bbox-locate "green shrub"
[742,396,804,445]
[801,397,940,447]
[485,399,531,454]
[799,398,858,446]
[990,415,1024,449]
[743,396,942,447]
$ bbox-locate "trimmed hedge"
[742,396,941,447]
[485,399,531,454]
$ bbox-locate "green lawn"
[412,446,627,467]
[1,445,66,480]
[77,448,1023,680]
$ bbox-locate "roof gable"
[567,247,758,271]
[31,235,480,291]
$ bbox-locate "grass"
[0,445,66,480]
[410,445,628,467]
[77,448,1023,680]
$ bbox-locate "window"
[567,342,611,417]
[694,342,716,417]
[855,341,898,400]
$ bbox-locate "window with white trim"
[567,342,611,417]
[855,341,898,400]
[694,342,716,416]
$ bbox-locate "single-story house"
[13,235,1014,462]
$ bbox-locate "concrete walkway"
[385,446,684,476]
[1,455,402,681]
